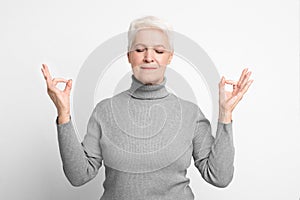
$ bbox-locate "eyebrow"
[133,43,167,48]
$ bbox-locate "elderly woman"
[41,16,253,199]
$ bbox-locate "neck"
[142,77,164,85]
[127,75,170,100]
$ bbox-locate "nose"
[143,49,154,63]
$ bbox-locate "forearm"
[196,122,235,187]
[56,117,100,186]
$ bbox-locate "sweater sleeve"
[192,109,234,188]
[56,105,103,187]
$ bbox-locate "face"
[127,28,174,85]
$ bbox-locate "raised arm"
[41,64,102,186]
[192,68,253,187]
[192,112,234,188]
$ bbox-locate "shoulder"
[171,94,206,120]
[92,97,113,117]
[93,90,127,113]
[95,97,111,108]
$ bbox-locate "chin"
[136,75,163,85]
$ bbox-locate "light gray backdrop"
[0,0,299,199]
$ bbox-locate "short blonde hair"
[127,16,174,52]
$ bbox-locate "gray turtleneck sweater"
[56,75,234,200]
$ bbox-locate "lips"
[141,67,157,69]
[140,65,158,70]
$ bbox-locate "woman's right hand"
[41,64,72,124]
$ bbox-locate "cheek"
[157,55,170,64]
[130,54,143,64]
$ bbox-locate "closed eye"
[155,50,165,54]
[134,48,166,54]
[135,48,145,52]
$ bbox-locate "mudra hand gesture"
[41,63,253,124]
[41,64,72,124]
[218,68,253,123]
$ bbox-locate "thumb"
[219,76,226,88]
[64,79,72,93]
[219,76,225,95]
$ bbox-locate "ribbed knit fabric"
[56,74,235,200]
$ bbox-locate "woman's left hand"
[218,68,253,123]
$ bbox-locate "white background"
[0,0,299,199]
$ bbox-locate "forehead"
[132,28,169,47]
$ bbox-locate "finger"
[52,78,68,86]
[41,64,53,85]
[224,80,237,85]
[42,64,52,79]
[219,76,226,95]
[240,71,252,86]
[237,68,248,88]
[64,79,73,94]
[41,67,46,79]
[41,68,53,89]
[240,79,254,96]
[219,76,225,84]
[219,76,225,89]
[224,79,239,96]
[41,67,50,81]
[232,84,239,96]
[231,80,253,109]
[239,71,252,90]
[219,76,226,88]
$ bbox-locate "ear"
[127,52,131,64]
[167,51,174,64]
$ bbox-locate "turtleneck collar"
[127,74,170,100]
